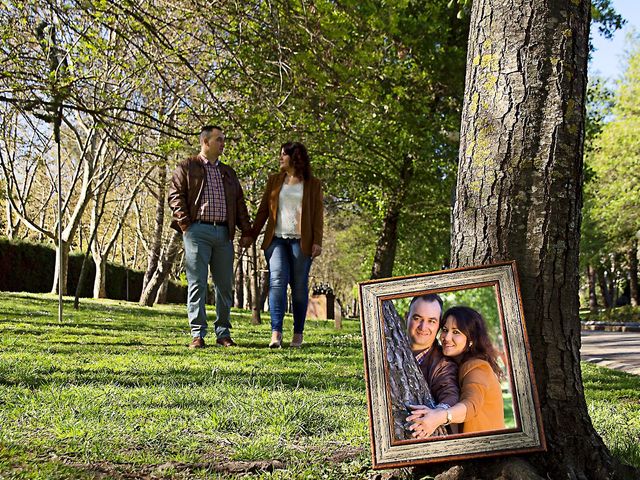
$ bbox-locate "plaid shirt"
[196,154,227,222]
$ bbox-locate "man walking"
[168,125,252,348]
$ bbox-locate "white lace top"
[275,182,304,238]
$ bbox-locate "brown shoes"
[216,337,237,347]
[189,337,205,349]
[290,333,303,348]
[269,331,282,349]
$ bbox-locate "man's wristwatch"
[443,408,453,426]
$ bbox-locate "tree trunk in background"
[234,247,244,308]
[142,163,167,293]
[596,266,612,308]
[259,269,269,312]
[370,155,413,279]
[155,277,169,304]
[587,265,599,312]
[92,255,107,298]
[608,254,619,306]
[443,0,635,478]
[381,301,444,440]
[52,240,70,295]
[629,240,639,307]
[250,242,261,325]
[139,231,182,306]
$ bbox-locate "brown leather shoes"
[216,337,237,347]
[189,337,205,349]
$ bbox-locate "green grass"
[0,292,639,479]
[582,362,640,468]
[580,305,640,323]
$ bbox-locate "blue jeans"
[182,222,234,339]
[265,237,312,334]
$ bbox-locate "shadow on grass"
[0,363,366,392]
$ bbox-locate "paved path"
[581,330,640,376]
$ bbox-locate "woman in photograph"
[407,306,505,436]
[250,142,323,348]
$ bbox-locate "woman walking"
[251,142,323,348]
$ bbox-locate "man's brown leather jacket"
[167,156,251,240]
[417,344,460,408]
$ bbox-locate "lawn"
[0,292,638,479]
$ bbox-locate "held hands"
[406,405,446,439]
[239,236,254,249]
[311,244,322,258]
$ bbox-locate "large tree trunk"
[442,1,636,478]
[628,240,639,307]
[370,155,413,279]
[587,265,599,312]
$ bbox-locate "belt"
[197,220,228,227]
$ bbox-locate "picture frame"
[359,261,546,469]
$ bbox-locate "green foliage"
[580,305,640,324]
[591,0,626,40]
[582,363,640,468]
[587,53,640,251]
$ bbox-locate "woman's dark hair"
[441,306,503,378]
[281,142,311,180]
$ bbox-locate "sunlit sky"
[590,0,640,85]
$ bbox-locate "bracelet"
[443,408,453,426]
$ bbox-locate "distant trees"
[582,45,640,309]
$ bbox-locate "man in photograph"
[168,125,252,349]
[406,294,460,409]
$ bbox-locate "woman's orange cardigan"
[458,358,505,434]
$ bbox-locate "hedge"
[0,238,186,303]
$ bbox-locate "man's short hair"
[408,294,444,321]
[200,125,223,143]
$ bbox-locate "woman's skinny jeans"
[265,236,312,334]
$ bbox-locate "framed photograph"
[359,261,545,469]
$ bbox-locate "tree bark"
[142,163,167,293]
[92,255,107,298]
[445,0,636,478]
[259,269,269,312]
[587,265,599,312]
[234,246,244,308]
[381,301,445,441]
[629,240,639,307]
[139,231,182,306]
[596,265,612,308]
[52,239,71,296]
[155,277,169,304]
[250,242,261,325]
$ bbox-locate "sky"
[590,0,640,85]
